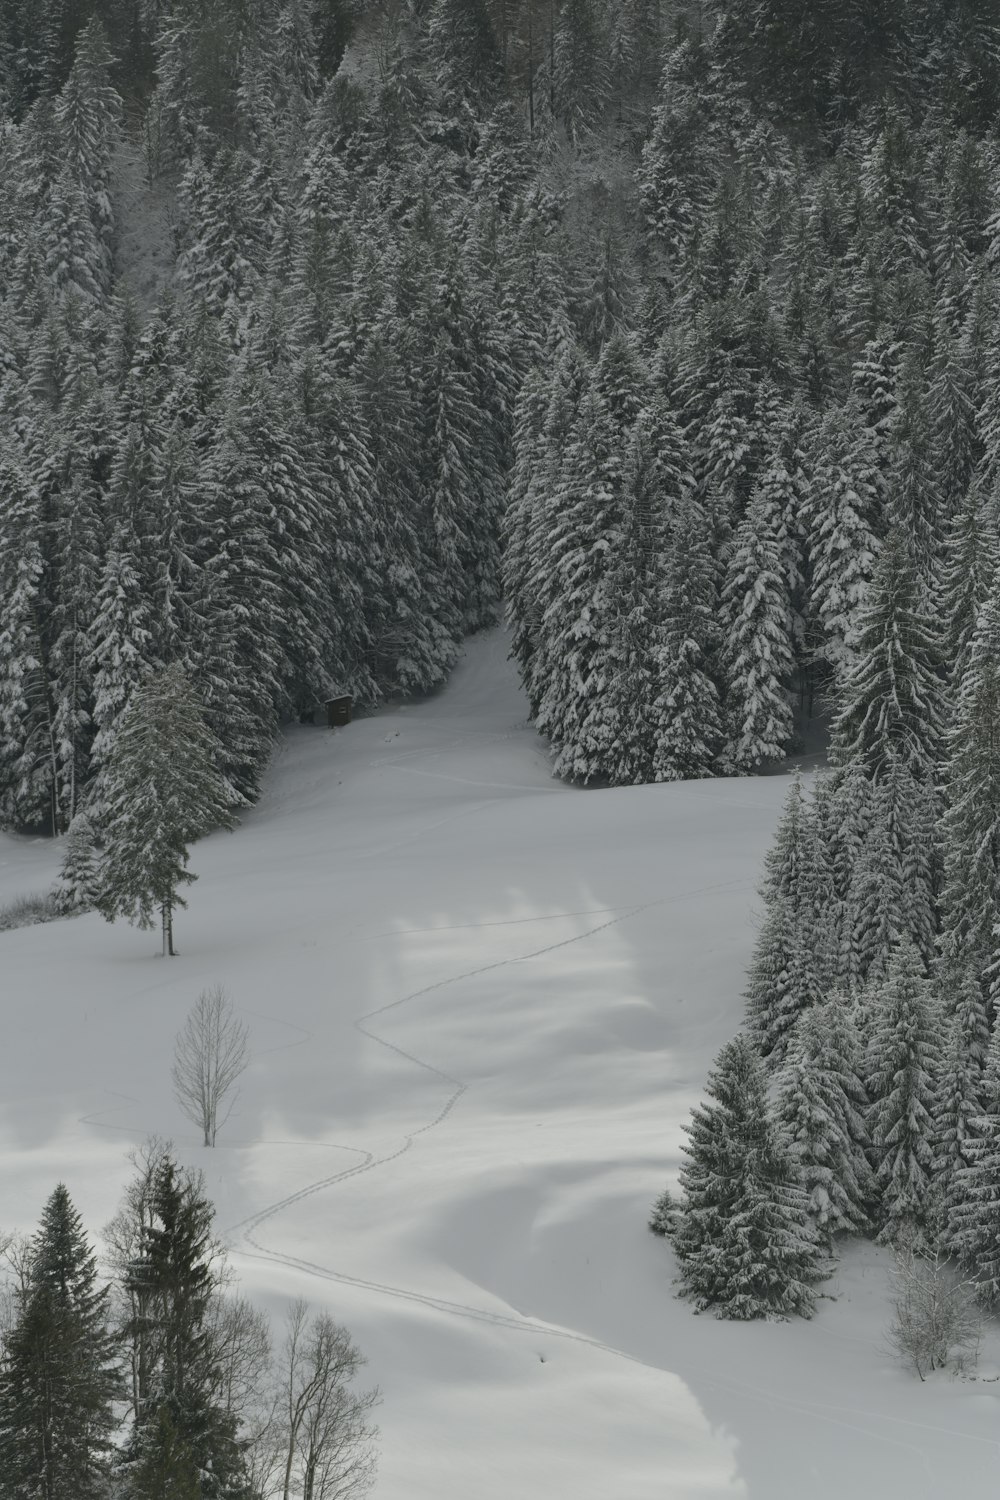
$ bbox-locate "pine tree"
[638,43,719,290]
[776,1000,874,1240]
[53,809,100,912]
[552,0,610,147]
[428,0,500,102]
[745,776,835,1060]
[124,1158,247,1499]
[722,479,796,773]
[129,1404,201,1500]
[533,386,624,781]
[95,664,244,956]
[932,969,990,1241]
[805,401,882,679]
[831,529,944,783]
[886,350,944,585]
[53,16,121,293]
[673,1034,828,1319]
[938,576,1000,984]
[0,446,57,832]
[865,939,941,1244]
[940,479,998,692]
[651,488,724,781]
[0,1184,120,1500]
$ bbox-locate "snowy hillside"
[2,629,999,1499]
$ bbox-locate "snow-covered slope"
[2,629,999,1499]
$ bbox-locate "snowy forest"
[6,0,1000,1488]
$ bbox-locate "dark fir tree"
[865,939,941,1244]
[831,530,944,784]
[95,663,244,955]
[776,999,874,1241]
[0,1184,120,1500]
[722,477,796,773]
[124,1158,248,1500]
[673,1034,828,1320]
[948,1022,1000,1303]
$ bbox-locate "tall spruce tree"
[0,1184,120,1500]
[831,530,944,783]
[776,999,875,1241]
[124,1158,247,1500]
[931,972,990,1241]
[865,940,941,1244]
[722,478,796,773]
[95,663,244,955]
[938,573,1000,985]
[673,1034,828,1319]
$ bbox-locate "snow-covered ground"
[3,629,1000,1498]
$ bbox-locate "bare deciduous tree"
[277,1299,379,1500]
[0,1230,24,1348]
[172,985,250,1146]
[886,1243,982,1380]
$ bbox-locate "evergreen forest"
[4,0,1000,1411]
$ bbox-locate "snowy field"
[2,629,1000,1499]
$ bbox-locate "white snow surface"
[3,628,1000,1498]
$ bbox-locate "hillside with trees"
[7,0,1000,1452]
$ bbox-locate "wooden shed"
[325,694,353,728]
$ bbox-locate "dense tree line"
[586,7,1000,1320]
[8,1,997,841]
[0,1144,378,1499]
[0,0,534,841]
[658,570,1000,1312]
[505,23,1000,784]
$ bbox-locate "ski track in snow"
[218,876,1000,1466]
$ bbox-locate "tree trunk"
[162,902,175,957]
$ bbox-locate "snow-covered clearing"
[2,629,999,1498]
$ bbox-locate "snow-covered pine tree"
[123,1157,248,1498]
[948,1020,1000,1302]
[0,1184,120,1500]
[940,478,998,690]
[928,319,979,519]
[552,0,610,147]
[816,762,872,992]
[648,1185,680,1238]
[886,349,945,587]
[53,16,121,294]
[428,0,501,103]
[776,998,875,1241]
[651,487,724,781]
[938,572,1000,985]
[932,968,991,1242]
[0,445,57,832]
[805,401,882,680]
[520,339,591,713]
[53,809,101,913]
[95,663,244,955]
[866,939,942,1244]
[745,775,835,1060]
[673,1033,828,1319]
[533,385,624,782]
[594,411,676,785]
[638,41,719,292]
[722,478,796,773]
[503,365,550,688]
[830,529,944,784]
